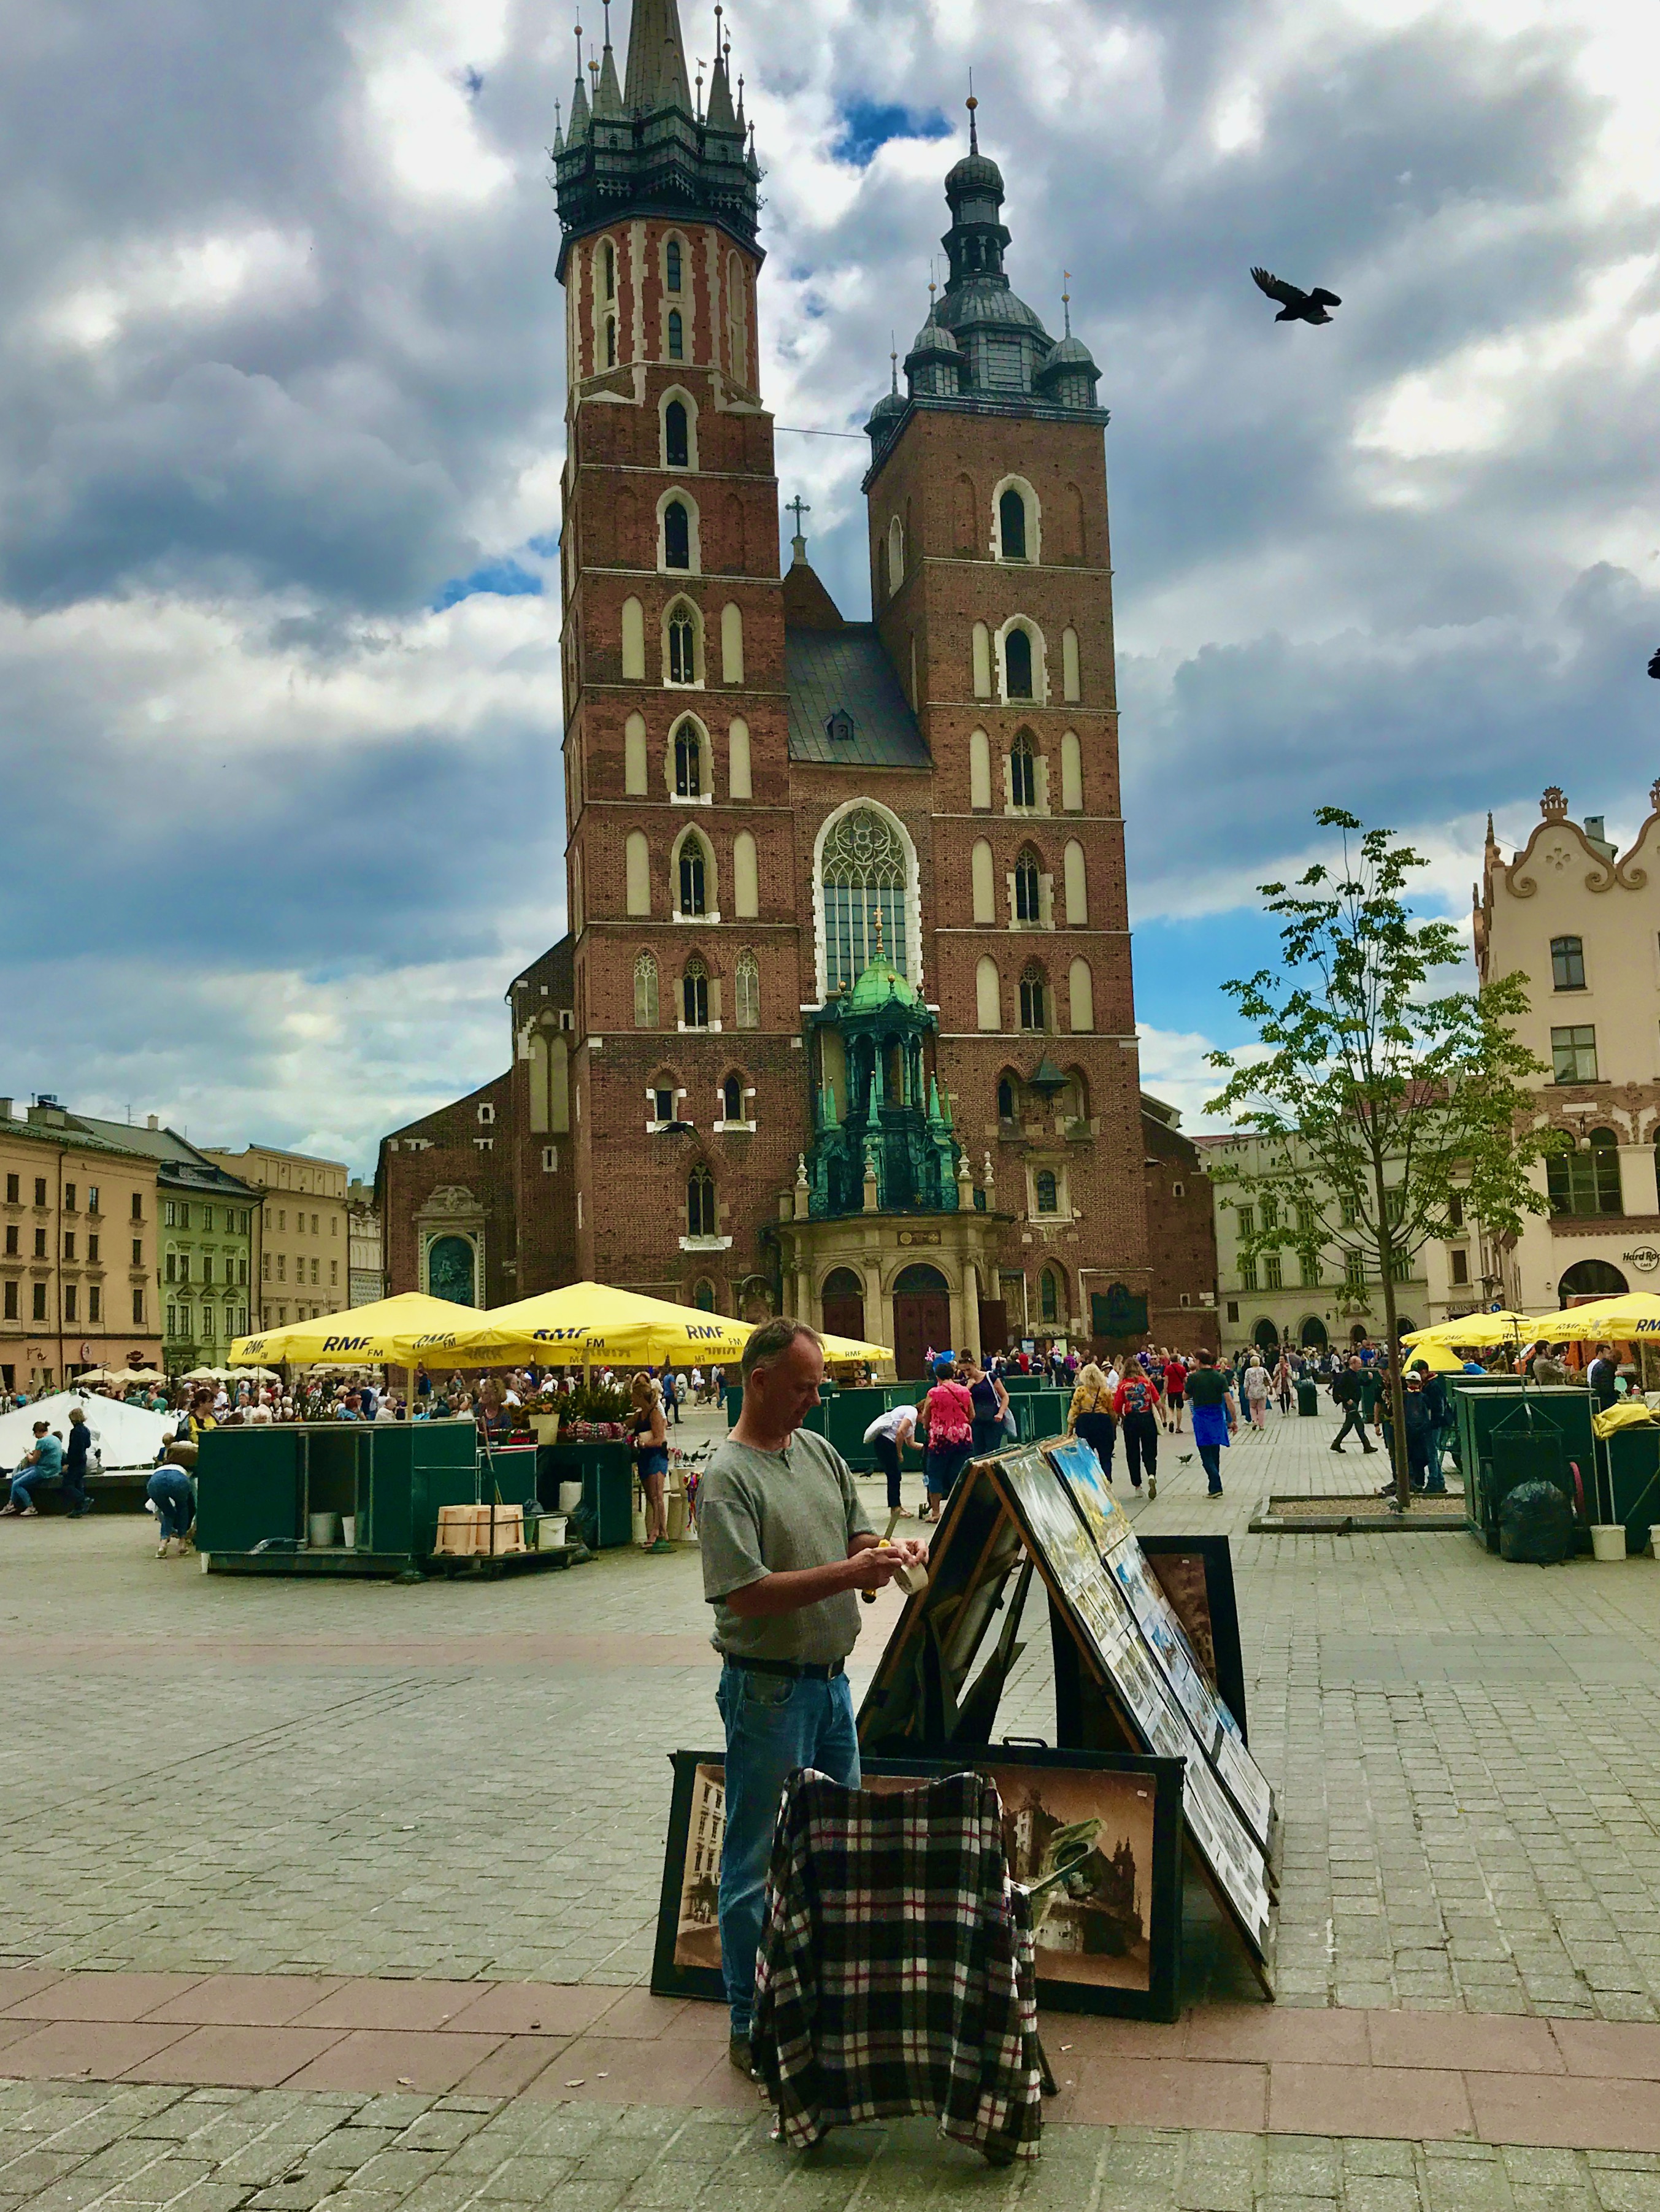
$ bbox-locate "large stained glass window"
[820,809,909,997]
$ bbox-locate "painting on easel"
[856,1444,1278,1996]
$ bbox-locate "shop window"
[1547,1127,1623,1217]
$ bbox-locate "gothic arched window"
[997,1077,1015,1121]
[722,1075,742,1121]
[687,1167,715,1238]
[1019,964,1047,1033]
[666,238,682,293]
[820,808,910,996]
[1000,488,1028,562]
[1005,627,1034,700]
[664,500,691,571]
[1015,848,1042,924]
[735,949,760,1029]
[668,309,684,361]
[665,399,690,470]
[633,949,659,1029]
[674,721,702,798]
[682,955,709,1028]
[668,605,696,684]
[678,838,708,918]
[1010,731,1037,810]
[1039,1261,1060,1315]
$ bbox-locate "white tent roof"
[0,1392,176,1472]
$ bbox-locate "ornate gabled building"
[378,2,1153,1374]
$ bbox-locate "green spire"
[594,0,623,115]
[623,0,692,112]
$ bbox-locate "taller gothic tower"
[552,1,807,1305]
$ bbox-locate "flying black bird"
[1649,647,1660,679]
[1251,266,1342,325]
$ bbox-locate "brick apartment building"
[380,1,1155,1375]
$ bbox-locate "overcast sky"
[4,0,1657,1168]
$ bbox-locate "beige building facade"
[0,1099,161,1391]
[1199,1129,1497,1360]
[347,1180,383,1307]
[1476,783,1660,1313]
[203,1146,351,1330]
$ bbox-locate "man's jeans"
[1198,1443,1224,1494]
[716,1662,859,2041]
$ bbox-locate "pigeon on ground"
[1251,266,1342,325]
[1648,648,1660,679]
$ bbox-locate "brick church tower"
[378,13,1155,1369]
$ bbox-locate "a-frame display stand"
[858,1442,1278,1999]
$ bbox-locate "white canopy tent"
[0,1393,177,1473]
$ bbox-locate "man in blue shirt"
[1,1423,65,1516]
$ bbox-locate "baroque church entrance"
[893,1263,951,1379]
[821,1267,865,1343]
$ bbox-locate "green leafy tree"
[1206,810,1558,1505]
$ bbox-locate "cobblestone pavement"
[6,2073,1660,2212]
[2,1400,1659,2018]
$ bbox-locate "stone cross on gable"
[787,495,811,562]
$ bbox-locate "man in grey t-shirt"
[699,1317,926,2075]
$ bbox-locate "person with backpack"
[1066,1361,1119,1482]
[916,1358,976,1521]
[1113,1363,1161,1498]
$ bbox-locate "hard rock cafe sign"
[1623,1245,1660,1274]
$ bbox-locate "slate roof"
[69,1114,259,1197]
[785,626,931,770]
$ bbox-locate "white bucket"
[558,1481,583,1514]
[309,1512,339,1549]
[1650,1525,1660,1559]
[538,1513,568,1551]
[340,1515,356,1550]
[1590,1523,1627,1562]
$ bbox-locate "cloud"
[1,0,1657,1175]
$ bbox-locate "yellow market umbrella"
[1522,1294,1660,1346]
[1401,1337,1465,1373]
[417,1282,753,1369]
[1402,1311,1535,1350]
[819,1331,894,1369]
[231,1292,485,1370]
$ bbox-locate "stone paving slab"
[14,1977,1660,2151]
[7,2073,1660,2210]
[2,1404,1660,2025]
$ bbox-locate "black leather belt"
[723,1654,846,1681]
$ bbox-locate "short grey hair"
[740,1316,823,1384]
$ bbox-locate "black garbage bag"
[1499,1478,1575,1565]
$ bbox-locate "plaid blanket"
[751,1768,1043,2159]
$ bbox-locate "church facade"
[378,0,1154,1373]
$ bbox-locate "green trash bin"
[1297,1378,1320,1418]
[1598,1426,1660,1555]
[537,1441,634,1548]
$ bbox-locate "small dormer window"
[827,709,855,745]
[477,1104,496,1126]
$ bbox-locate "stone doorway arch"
[893,1262,951,1380]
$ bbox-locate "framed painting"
[651,1745,1186,2021]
